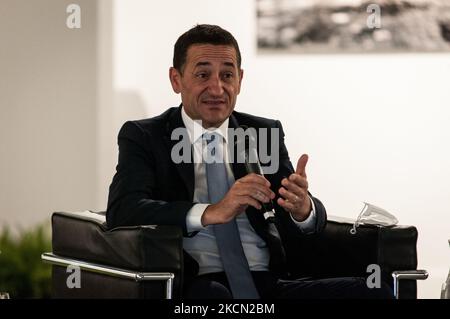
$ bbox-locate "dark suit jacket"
[107,106,327,280]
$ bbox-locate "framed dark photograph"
[257,0,450,53]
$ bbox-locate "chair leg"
[391,270,429,299]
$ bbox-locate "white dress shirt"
[181,107,316,275]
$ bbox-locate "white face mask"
[350,202,398,235]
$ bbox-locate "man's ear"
[237,69,244,94]
[169,67,182,93]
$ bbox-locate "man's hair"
[173,24,241,73]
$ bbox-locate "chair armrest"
[49,211,184,298]
[283,215,419,298]
[392,270,428,299]
[42,252,176,298]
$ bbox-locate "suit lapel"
[228,113,246,180]
[163,106,195,201]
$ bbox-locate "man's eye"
[223,72,233,79]
[196,73,208,79]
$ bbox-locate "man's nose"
[207,75,224,96]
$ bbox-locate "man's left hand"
[277,154,312,222]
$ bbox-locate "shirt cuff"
[186,203,209,233]
[289,196,317,234]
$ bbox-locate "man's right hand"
[201,173,275,226]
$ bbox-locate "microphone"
[237,125,275,220]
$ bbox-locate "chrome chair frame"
[41,252,175,299]
[43,251,429,299]
[392,270,429,299]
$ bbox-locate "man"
[107,24,391,299]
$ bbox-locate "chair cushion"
[51,210,183,273]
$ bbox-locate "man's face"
[169,44,243,128]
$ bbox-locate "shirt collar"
[181,105,229,144]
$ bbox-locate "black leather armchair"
[42,211,427,299]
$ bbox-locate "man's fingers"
[296,154,308,177]
[277,197,295,212]
[280,179,303,198]
[232,173,277,211]
[279,187,306,203]
[285,175,308,190]
[238,195,262,210]
[236,173,274,200]
[240,173,270,187]
[235,184,274,202]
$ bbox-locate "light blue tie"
[203,132,260,299]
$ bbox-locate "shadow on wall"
[97,89,148,210]
[113,90,149,132]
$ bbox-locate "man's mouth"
[202,100,226,105]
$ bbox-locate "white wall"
[112,0,450,298]
[0,0,98,229]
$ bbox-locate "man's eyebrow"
[194,61,236,68]
[195,62,211,67]
[223,62,235,68]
